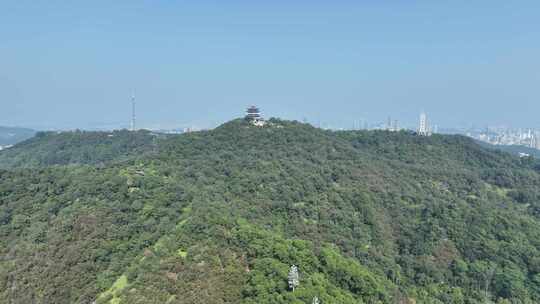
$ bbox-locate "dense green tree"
[1,118,540,303]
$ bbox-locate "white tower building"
[418,112,429,136]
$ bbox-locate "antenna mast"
[130,96,136,131]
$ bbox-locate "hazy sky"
[1,1,539,130]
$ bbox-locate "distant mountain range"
[0,126,36,146]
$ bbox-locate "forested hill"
[2,118,540,304]
[0,129,160,169]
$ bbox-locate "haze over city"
[1,1,539,130]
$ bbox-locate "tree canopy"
[2,118,540,303]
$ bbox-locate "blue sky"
[1,1,539,130]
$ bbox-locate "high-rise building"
[385,117,398,132]
[530,133,538,149]
[418,112,429,136]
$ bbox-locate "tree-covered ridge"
[2,118,540,303]
[0,129,160,169]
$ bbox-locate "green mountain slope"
[2,118,540,304]
[0,129,160,169]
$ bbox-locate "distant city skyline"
[1,1,540,129]
[2,105,540,133]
